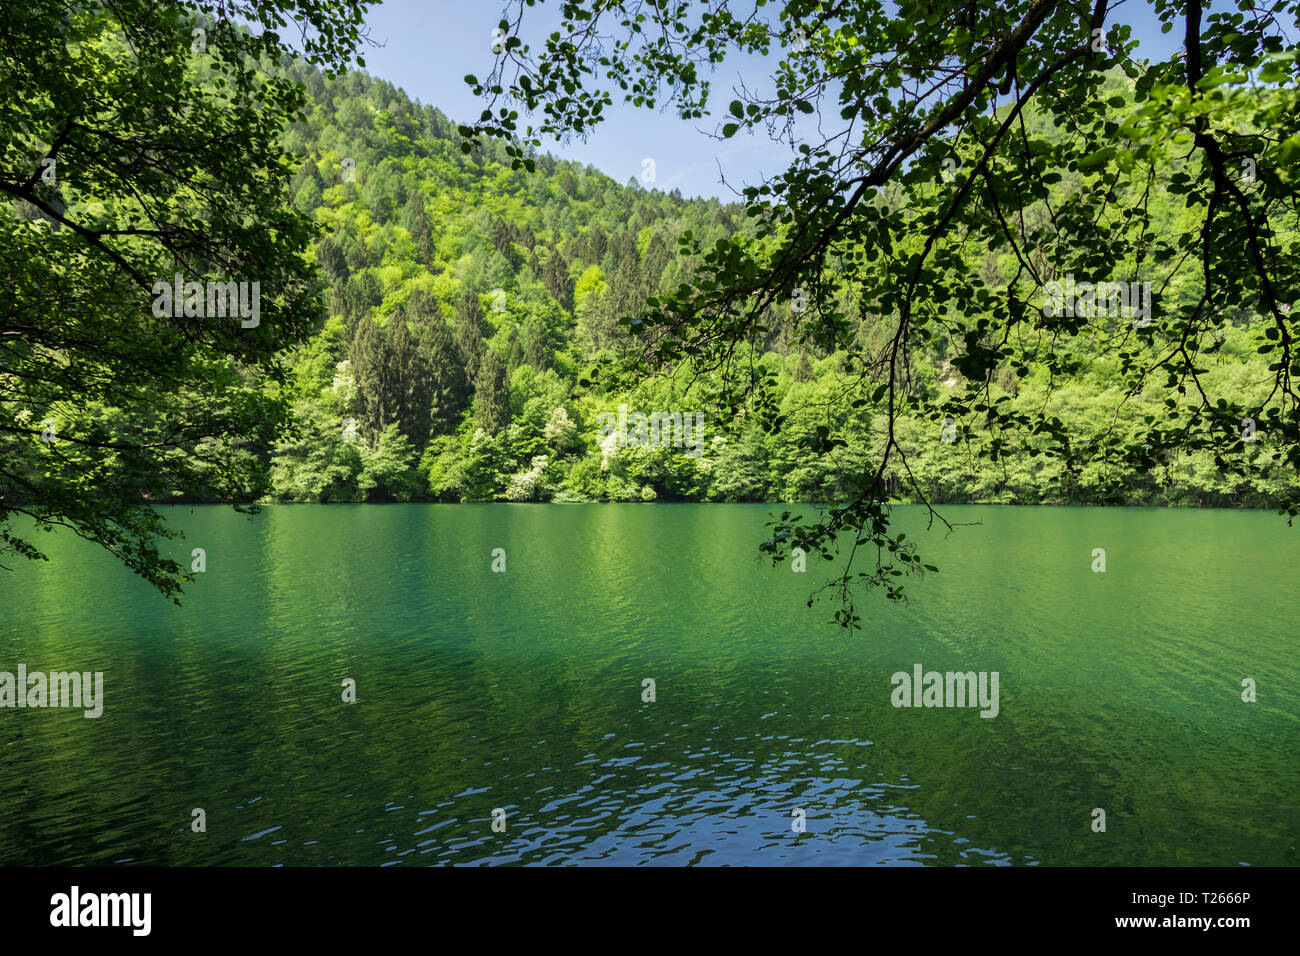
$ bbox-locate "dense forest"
[259,64,1295,508]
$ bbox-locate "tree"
[453,287,489,381]
[358,423,425,501]
[540,245,574,309]
[520,313,551,371]
[464,0,1300,627]
[473,348,512,434]
[270,398,364,503]
[340,269,382,337]
[415,313,469,436]
[405,189,436,266]
[0,0,374,600]
[315,234,350,286]
[349,313,433,447]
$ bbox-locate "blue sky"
[360,1,1186,200]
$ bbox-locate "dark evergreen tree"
[408,298,468,436]
[500,327,526,375]
[350,315,431,446]
[541,246,574,309]
[405,189,435,265]
[473,348,511,434]
[453,288,489,381]
[348,315,390,437]
[315,234,349,285]
[342,270,382,338]
[521,315,551,372]
[383,315,428,446]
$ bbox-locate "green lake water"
[0,504,1295,866]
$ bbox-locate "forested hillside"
[268,64,1297,508]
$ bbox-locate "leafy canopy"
[0,0,374,599]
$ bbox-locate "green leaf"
[1076,146,1116,170]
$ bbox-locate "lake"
[0,504,1295,865]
